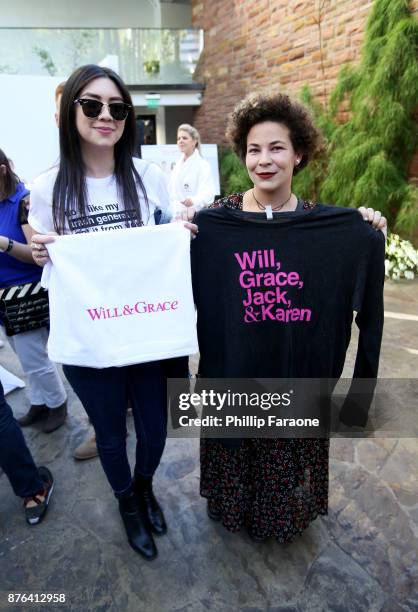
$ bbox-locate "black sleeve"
[18,196,30,225]
[340,231,385,426]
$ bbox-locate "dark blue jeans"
[0,381,44,498]
[63,361,167,498]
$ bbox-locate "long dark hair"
[0,148,19,200]
[52,64,148,233]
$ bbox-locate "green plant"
[68,30,95,70]
[293,85,335,201]
[385,233,418,280]
[320,0,418,234]
[219,148,252,196]
[143,59,160,75]
[33,46,57,76]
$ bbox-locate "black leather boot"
[118,492,157,559]
[134,475,167,536]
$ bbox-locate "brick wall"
[192,0,418,163]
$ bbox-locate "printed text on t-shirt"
[67,203,142,233]
[234,249,312,323]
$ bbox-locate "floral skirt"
[200,437,329,542]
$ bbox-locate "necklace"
[252,189,293,212]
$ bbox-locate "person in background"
[0,150,68,433]
[168,124,216,221]
[0,380,54,524]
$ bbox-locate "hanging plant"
[143,59,160,75]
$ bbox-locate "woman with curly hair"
[191,92,386,543]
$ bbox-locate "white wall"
[0,0,191,28]
[0,75,62,183]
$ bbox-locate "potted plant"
[143,59,160,75]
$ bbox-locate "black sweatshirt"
[191,201,385,427]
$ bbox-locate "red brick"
[192,0,418,161]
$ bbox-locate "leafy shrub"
[219,147,252,196]
[321,0,418,234]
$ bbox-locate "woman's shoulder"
[29,166,58,191]
[31,166,59,199]
[209,193,243,209]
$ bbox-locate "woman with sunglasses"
[28,64,195,560]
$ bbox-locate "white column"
[156,106,166,144]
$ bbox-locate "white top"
[28,158,169,235]
[168,149,215,216]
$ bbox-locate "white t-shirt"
[29,158,169,235]
[43,223,198,367]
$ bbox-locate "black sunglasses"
[74,98,132,121]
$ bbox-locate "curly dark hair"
[226,93,322,174]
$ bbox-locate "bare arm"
[0,226,36,264]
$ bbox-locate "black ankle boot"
[118,493,157,559]
[134,475,167,536]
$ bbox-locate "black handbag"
[0,281,50,336]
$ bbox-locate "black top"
[191,195,385,425]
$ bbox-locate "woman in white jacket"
[169,124,216,220]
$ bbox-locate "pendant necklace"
[252,190,292,219]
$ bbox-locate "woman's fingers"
[181,198,194,207]
[32,252,50,266]
[184,222,199,238]
[169,218,199,238]
[377,216,387,239]
[31,232,57,245]
[30,233,56,266]
[358,206,387,239]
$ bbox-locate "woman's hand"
[176,206,196,222]
[170,217,198,238]
[184,222,198,238]
[31,233,56,267]
[181,198,194,208]
[358,207,387,239]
